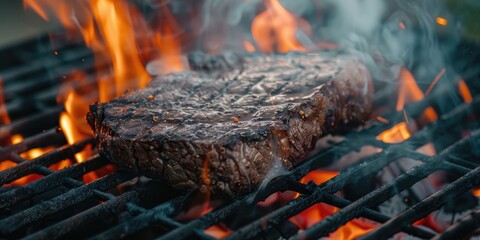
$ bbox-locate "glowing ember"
[243,40,256,52]
[251,0,311,53]
[436,17,448,26]
[425,68,446,96]
[422,107,438,123]
[1,134,55,186]
[417,143,436,157]
[300,170,338,185]
[290,170,338,227]
[472,189,480,197]
[376,122,411,144]
[376,116,389,124]
[1,82,56,186]
[290,170,375,239]
[414,215,443,233]
[175,198,214,221]
[458,79,473,104]
[332,219,376,240]
[204,224,233,239]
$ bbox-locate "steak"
[87,52,373,196]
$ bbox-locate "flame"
[251,0,311,53]
[151,5,185,74]
[376,122,411,144]
[396,68,438,124]
[176,157,214,221]
[396,68,424,111]
[436,17,448,26]
[87,0,150,94]
[290,170,375,239]
[1,134,54,186]
[290,170,338,227]
[24,0,185,179]
[23,0,81,29]
[60,111,91,162]
[458,79,473,104]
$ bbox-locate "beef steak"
[87,52,373,196]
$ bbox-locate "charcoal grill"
[1,30,480,240]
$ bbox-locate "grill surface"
[1,34,480,240]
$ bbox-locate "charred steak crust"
[87,53,373,196]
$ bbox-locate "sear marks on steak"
[87,52,373,196]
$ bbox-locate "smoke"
[323,0,386,37]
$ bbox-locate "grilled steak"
[87,52,373,196]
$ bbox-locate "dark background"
[0,0,57,48]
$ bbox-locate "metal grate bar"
[91,196,186,240]
[156,95,480,240]
[1,33,480,239]
[0,156,106,209]
[321,193,435,239]
[24,191,140,240]
[292,129,480,240]
[0,137,92,185]
[0,172,135,234]
[432,208,480,240]
[363,160,480,239]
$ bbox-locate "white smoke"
[323,0,386,37]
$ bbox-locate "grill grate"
[1,35,480,240]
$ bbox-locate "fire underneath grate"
[1,36,480,240]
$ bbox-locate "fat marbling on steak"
[87,52,373,196]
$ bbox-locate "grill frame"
[0,34,480,240]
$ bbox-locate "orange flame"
[290,170,338,228]
[396,68,438,124]
[24,0,185,176]
[1,134,54,186]
[0,80,50,186]
[252,0,311,53]
[87,0,150,94]
[458,79,473,104]
[151,5,185,74]
[472,189,480,197]
[396,68,424,111]
[376,122,411,144]
[23,0,82,29]
[436,17,448,26]
[290,170,375,239]
[176,157,214,221]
